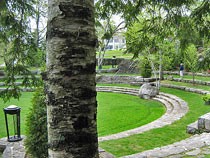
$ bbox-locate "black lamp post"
[3,105,22,142]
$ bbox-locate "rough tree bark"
[45,0,99,157]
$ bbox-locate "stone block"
[187,121,198,134]
[167,75,173,81]
[205,118,210,130]
[198,118,205,129]
[139,83,159,99]
[198,113,210,131]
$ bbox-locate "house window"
[114,39,119,43]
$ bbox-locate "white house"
[105,34,126,50]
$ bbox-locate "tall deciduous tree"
[185,44,198,84]
[96,0,209,58]
[96,18,125,70]
[45,0,99,157]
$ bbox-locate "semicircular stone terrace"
[96,86,188,142]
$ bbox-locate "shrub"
[140,57,152,78]
[203,94,210,102]
[25,87,48,158]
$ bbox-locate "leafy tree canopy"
[95,0,196,25]
[0,0,209,100]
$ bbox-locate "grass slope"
[0,91,164,140]
[0,92,34,138]
[99,87,210,157]
[96,50,133,59]
[97,92,165,136]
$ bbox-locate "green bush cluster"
[203,94,210,102]
[140,57,152,78]
[25,87,48,158]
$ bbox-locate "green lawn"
[97,92,165,136]
[0,92,34,138]
[99,87,210,157]
[96,65,113,70]
[0,91,165,139]
[1,84,209,157]
[96,50,133,59]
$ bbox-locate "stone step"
[97,86,139,96]
[152,97,174,114]
[187,113,210,134]
[98,86,189,142]
[155,94,188,119]
[198,113,210,132]
[156,95,181,111]
[160,92,188,112]
[122,132,210,158]
[153,94,188,126]
[187,121,198,134]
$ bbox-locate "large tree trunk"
[45,0,99,157]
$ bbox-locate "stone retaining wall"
[96,75,210,96]
[168,78,210,86]
[163,71,210,77]
[161,84,210,95]
[0,136,26,158]
[96,58,126,65]
[96,75,157,84]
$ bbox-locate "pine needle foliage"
[0,0,41,101]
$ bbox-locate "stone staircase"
[97,86,188,142]
[187,113,210,134]
[96,86,139,96]
[154,93,188,122]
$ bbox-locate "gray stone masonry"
[139,83,159,99]
[163,71,210,77]
[0,136,26,158]
[122,133,210,158]
[0,84,209,158]
[97,86,188,142]
[96,75,157,85]
[0,137,115,158]
[172,78,210,86]
[161,83,210,95]
[188,113,210,134]
[97,86,210,158]
[187,121,199,134]
[187,113,210,134]
[198,113,210,132]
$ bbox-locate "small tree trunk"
[193,72,195,85]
